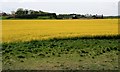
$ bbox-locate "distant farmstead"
[92,14,103,19]
[57,14,104,19]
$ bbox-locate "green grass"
[2,35,119,70]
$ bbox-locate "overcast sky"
[0,0,119,16]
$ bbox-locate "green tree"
[15,8,24,15]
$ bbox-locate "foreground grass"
[2,35,119,70]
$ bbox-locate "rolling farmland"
[2,19,119,70]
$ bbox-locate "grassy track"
[2,35,119,70]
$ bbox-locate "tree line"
[1,8,117,19]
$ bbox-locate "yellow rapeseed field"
[2,19,118,42]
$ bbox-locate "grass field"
[2,36,119,70]
[2,19,118,42]
[2,19,119,70]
